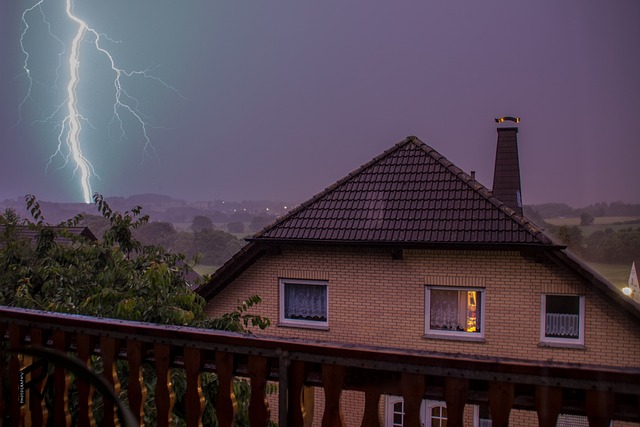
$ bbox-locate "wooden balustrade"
[1,306,639,426]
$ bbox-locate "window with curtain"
[541,295,584,345]
[280,279,328,327]
[425,287,484,338]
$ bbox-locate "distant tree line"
[80,214,246,267]
[527,202,640,220]
[545,223,640,264]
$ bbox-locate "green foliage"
[583,227,640,264]
[557,225,584,251]
[197,295,271,332]
[0,194,272,425]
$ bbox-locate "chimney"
[492,120,523,215]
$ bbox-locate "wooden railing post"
[444,377,469,427]
[360,387,382,427]
[535,385,562,427]
[488,382,515,427]
[215,351,237,427]
[76,334,96,427]
[101,336,121,427]
[126,340,146,425]
[401,373,425,427]
[0,323,6,422]
[9,324,27,426]
[287,359,313,427]
[248,355,271,426]
[321,364,345,427]
[154,343,175,427]
[585,390,614,427]
[27,328,48,427]
[184,347,205,427]
[52,329,71,427]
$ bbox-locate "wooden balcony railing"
[1,306,639,427]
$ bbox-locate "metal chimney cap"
[495,116,520,124]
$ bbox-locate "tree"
[584,227,640,264]
[557,225,584,253]
[0,194,270,425]
[191,215,213,232]
[580,212,595,226]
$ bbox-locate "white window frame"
[425,286,485,339]
[384,396,483,427]
[540,294,585,346]
[279,278,328,328]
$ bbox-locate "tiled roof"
[253,136,552,246]
[0,225,97,244]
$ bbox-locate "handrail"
[1,306,639,426]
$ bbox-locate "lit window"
[425,287,484,338]
[279,279,328,327]
[541,295,584,345]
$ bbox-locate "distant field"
[544,216,640,226]
[585,262,631,289]
[193,264,218,276]
[544,216,640,237]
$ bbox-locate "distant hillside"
[526,202,640,219]
[0,194,290,227]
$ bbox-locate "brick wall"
[206,244,640,366]
[205,244,640,425]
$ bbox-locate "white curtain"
[546,313,579,338]
[430,290,462,331]
[285,283,327,321]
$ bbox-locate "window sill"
[277,322,329,331]
[423,333,485,343]
[538,341,585,350]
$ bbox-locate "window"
[425,287,484,338]
[428,403,447,427]
[386,397,404,427]
[385,397,483,427]
[279,279,328,327]
[541,295,584,345]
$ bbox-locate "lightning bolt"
[19,0,182,204]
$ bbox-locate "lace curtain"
[545,313,579,338]
[284,283,327,321]
[430,290,463,331]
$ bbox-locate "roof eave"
[247,237,563,250]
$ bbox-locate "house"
[0,224,97,245]
[624,261,640,303]
[197,126,640,426]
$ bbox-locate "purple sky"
[1,1,639,207]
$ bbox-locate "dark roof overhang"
[248,236,564,251]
